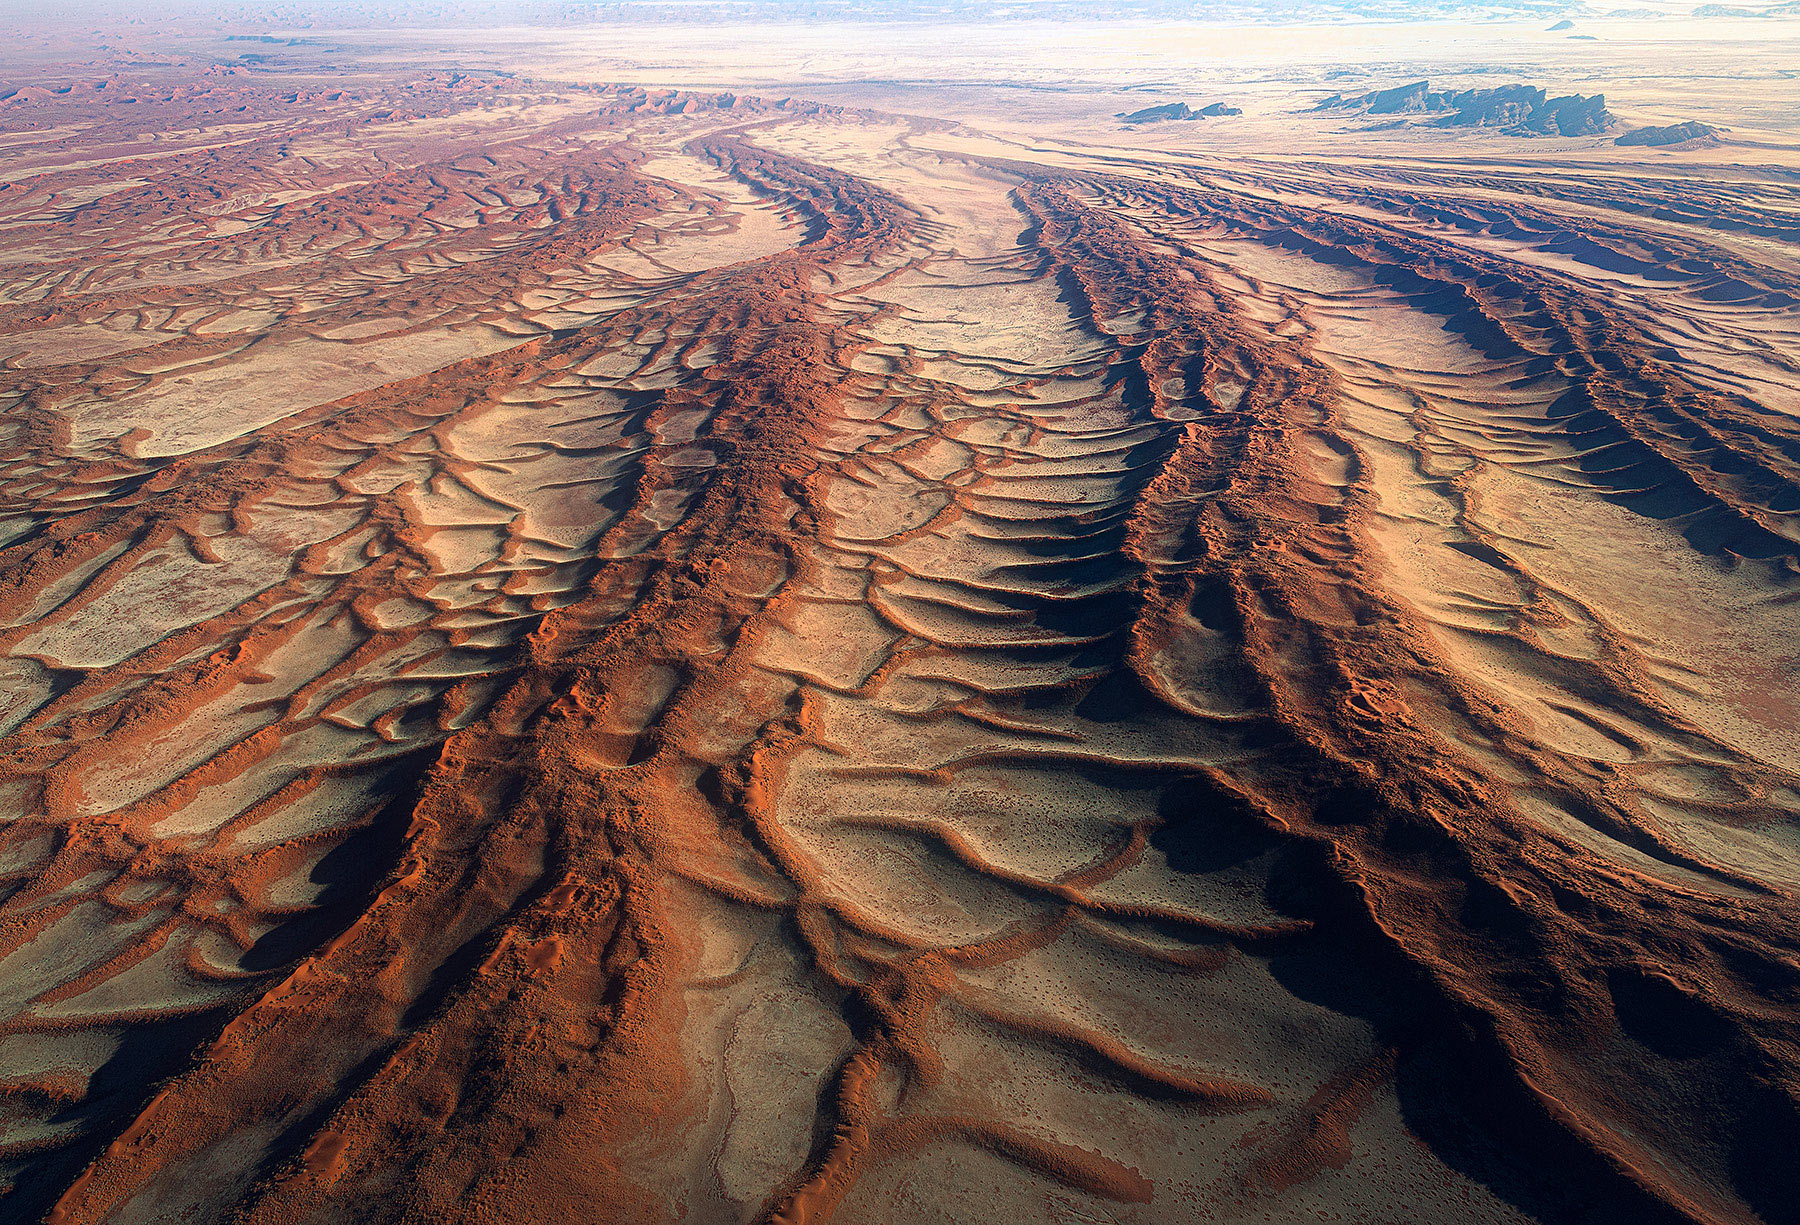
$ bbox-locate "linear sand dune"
[0,57,1795,1225]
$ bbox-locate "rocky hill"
[1121,100,1243,122]
[1617,120,1722,146]
[1315,80,1615,136]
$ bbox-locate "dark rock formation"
[1506,91,1613,135]
[1120,100,1241,123]
[1315,80,1614,136]
[1617,120,1722,146]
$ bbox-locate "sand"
[0,10,1795,1225]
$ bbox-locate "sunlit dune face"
[0,19,1797,1225]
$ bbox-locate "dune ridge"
[0,59,1794,1225]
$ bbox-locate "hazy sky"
[23,0,1787,30]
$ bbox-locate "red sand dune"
[0,52,1795,1225]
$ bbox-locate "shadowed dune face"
[0,57,1797,1225]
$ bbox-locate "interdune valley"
[0,6,1798,1224]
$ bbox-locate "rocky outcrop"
[1505,90,1613,135]
[1315,80,1615,136]
[1120,100,1242,123]
[1617,120,1722,146]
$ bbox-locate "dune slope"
[0,67,1795,1225]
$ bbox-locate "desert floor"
[0,13,1797,1225]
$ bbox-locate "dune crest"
[0,35,1796,1225]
